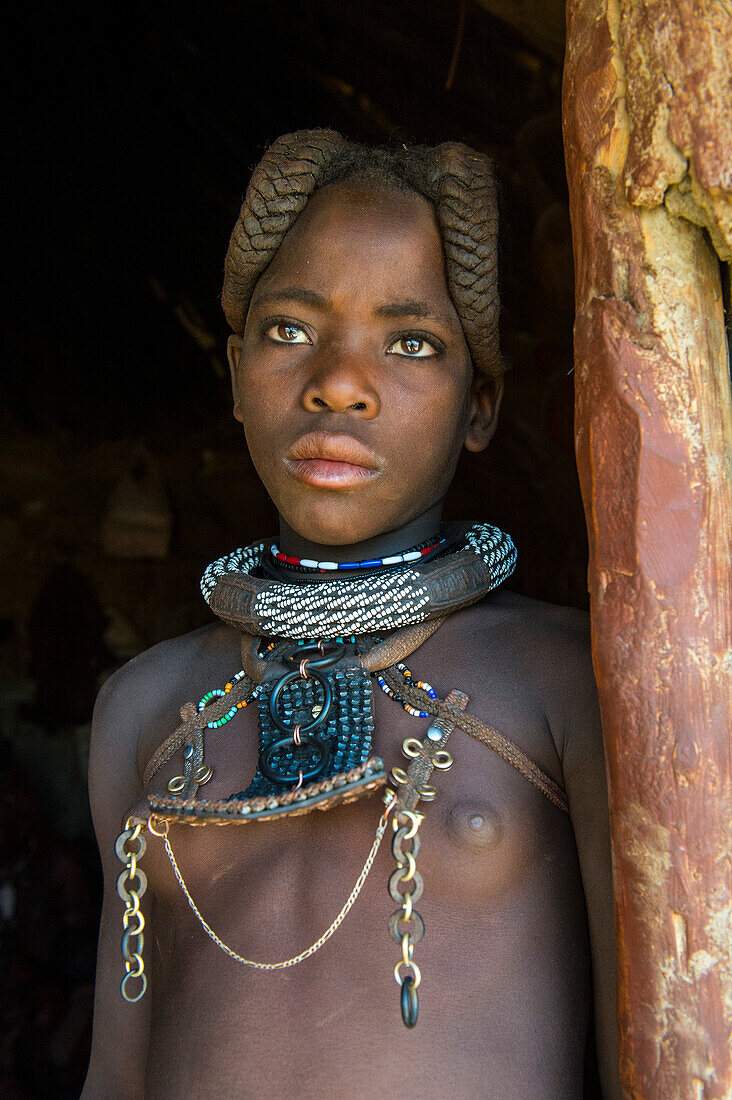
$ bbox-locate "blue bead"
[337,562,359,570]
[359,559,382,568]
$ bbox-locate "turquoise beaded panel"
[229,650,375,798]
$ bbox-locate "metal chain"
[389,808,425,1026]
[155,793,395,971]
[386,723,457,1027]
[114,818,149,1002]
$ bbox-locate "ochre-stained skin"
[563,2,732,1097]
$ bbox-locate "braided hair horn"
[422,142,502,380]
[222,129,504,380]
[222,129,346,334]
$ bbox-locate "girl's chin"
[279,505,397,549]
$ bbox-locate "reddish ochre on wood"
[563,2,732,1098]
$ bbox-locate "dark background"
[3,1,584,1093]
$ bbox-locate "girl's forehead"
[256,181,454,307]
[290,179,437,236]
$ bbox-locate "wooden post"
[563,3,732,1098]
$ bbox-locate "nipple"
[447,801,502,849]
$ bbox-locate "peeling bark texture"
[563,3,732,1099]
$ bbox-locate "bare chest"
[141,750,588,1097]
[131,653,590,1098]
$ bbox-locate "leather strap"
[392,689,469,814]
[237,619,449,682]
[240,633,267,681]
[142,674,255,787]
[359,619,449,672]
[379,667,569,816]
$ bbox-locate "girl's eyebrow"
[251,286,454,328]
[373,298,453,326]
[251,286,329,310]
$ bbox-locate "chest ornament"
[121,654,466,1032]
[115,524,569,1027]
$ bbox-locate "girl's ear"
[464,374,504,453]
[227,335,245,423]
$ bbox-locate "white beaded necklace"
[200,523,517,639]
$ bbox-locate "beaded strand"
[260,635,358,655]
[376,663,437,718]
[270,539,445,573]
[198,670,259,729]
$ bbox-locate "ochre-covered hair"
[222,129,503,379]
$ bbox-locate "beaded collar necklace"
[201,521,517,638]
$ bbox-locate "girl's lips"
[284,457,379,490]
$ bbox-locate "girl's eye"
[266,322,311,344]
[386,335,439,358]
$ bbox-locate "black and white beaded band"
[200,523,517,639]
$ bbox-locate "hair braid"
[424,142,501,379]
[222,129,346,333]
[222,129,504,379]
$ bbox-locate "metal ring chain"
[158,796,394,971]
[389,811,425,1003]
[115,819,148,1002]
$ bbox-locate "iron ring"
[400,975,419,1028]
[388,867,424,905]
[259,733,332,784]
[388,909,425,945]
[268,668,332,734]
[121,971,147,1003]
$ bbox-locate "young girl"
[84,130,620,1099]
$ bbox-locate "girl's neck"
[278,501,444,564]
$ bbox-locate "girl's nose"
[300,352,380,418]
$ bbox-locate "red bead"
[275,552,288,561]
[284,556,300,566]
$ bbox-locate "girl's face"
[228,181,500,546]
